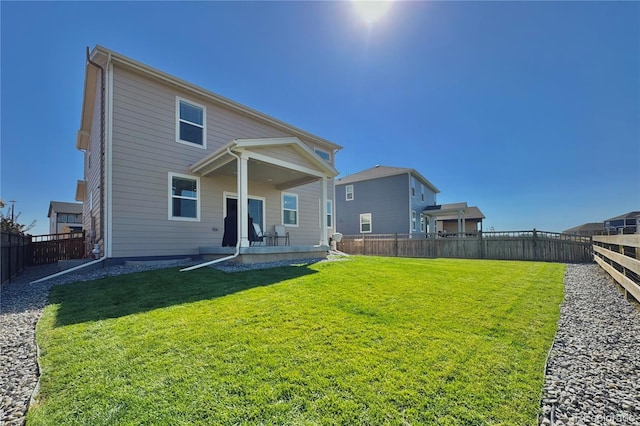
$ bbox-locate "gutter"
[181,147,242,271]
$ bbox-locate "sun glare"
[352,0,393,25]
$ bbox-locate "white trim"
[345,184,354,201]
[175,96,207,149]
[106,55,114,258]
[282,192,299,227]
[168,172,201,221]
[360,213,372,233]
[246,151,326,179]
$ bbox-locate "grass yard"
[29,257,565,425]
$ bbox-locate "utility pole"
[10,200,16,221]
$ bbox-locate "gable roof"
[335,165,440,193]
[84,45,342,153]
[48,201,83,218]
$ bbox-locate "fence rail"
[336,230,593,263]
[592,234,640,304]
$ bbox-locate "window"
[176,97,206,148]
[421,184,425,201]
[346,185,354,201]
[282,193,298,226]
[412,210,417,231]
[59,214,68,223]
[327,200,333,228]
[169,173,200,221]
[315,148,331,162]
[411,177,416,197]
[420,215,425,232]
[360,213,372,233]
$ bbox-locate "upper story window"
[176,97,206,148]
[315,148,331,162]
[411,177,416,197]
[282,193,298,226]
[169,172,200,221]
[421,184,425,201]
[345,185,354,201]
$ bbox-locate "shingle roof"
[48,201,83,218]
[335,165,440,193]
[563,222,604,233]
[604,211,640,222]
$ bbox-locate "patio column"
[320,176,328,246]
[239,152,250,247]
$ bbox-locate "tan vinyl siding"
[109,66,332,257]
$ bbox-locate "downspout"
[86,47,106,256]
[181,146,241,271]
[30,257,106,284]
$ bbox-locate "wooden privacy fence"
[1,231,86,284]
[592,234,640,304]
[30,232,86,265]
[1,231,31,284]
[336,230,593,263]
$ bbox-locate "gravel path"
[539,264,640,426]
[1,261,638,425]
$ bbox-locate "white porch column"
[239,153,250,247]
[320,176,328,246]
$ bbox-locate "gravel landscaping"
[1,261,638,425]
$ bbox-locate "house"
[334,165,440,236]
[563,222,604,236]
[47,201,83,234]
[603,211,640,234]
[74,46,341,264]
[424,203,485,234]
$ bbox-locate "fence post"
[479,230,483,259]
[394,233,398,257]
[532,228,538,260]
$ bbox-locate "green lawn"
[29,257,564,425]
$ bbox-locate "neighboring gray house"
[334,165,440,236]
[563,222,604,236]
[74,46,341,263]
[47,201,83,234]
[603,211,640,234]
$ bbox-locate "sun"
[352,0,393,25]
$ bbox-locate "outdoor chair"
[274,225,290,246]
[252,223,266,246]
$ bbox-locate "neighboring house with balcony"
[334,165,440,236]
[48,201,83,234]
[74,46,341,263]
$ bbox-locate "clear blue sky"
[1,1,638,235]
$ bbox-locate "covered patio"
[185,137,339,268]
